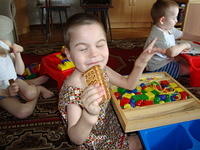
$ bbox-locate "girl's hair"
[64,13,106,49]
[151,0,178,24]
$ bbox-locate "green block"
[118,87,126,94]
[131,95,141,101]
[25,74,37,79]
[151,81,160,85]
[140,94,149,100]
[165,97,171,103]
[154,96,160,104]
[151,90,160,96]
[141,89,147,93]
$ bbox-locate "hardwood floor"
[18,25,150,46]
[18,25,64,46]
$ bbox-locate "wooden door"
[109,0,155,28]
[14,0,30,34]
[109,0,132,28]
[133,0,156,23]
[131,0,155,28]
[183,1,200,35]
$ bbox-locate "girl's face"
[160,6,179,31]
[67,23,109,73]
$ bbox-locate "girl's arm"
[67,85,104,145]
[67,104,98,145]
[108,39,164,90]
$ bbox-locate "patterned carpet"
[0,88,76,150]
[1,39,144,150]
[1,39,200,150]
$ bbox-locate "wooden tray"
[111,72,200,133]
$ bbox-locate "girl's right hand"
[8,82,19,96]
[81,84,105,116]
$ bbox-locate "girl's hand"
[8,82,19,96]
[81,84,104,116]
[11,44,24,54]
[136,38,165,66]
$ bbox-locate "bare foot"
[38,86,54,98]
[26,75,49,85]
[128,133,143,150]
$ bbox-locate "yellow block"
[145,92,155,100]
[122,93,133,99]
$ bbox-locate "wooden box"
[111,72,200,133]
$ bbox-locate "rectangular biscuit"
[83,65,111,103]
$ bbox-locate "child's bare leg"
[37,85,54,99]
[25,75,49,85]
[15,79,40,101]
[0,93,39,119]
[128,133,143,150]
[16,79,54,100]
[0,80,53,118]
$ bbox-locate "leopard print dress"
[58,82,129,150]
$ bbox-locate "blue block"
[139,119,200,150]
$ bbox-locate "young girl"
[0,40,54,119]
[144,0,200,78]
[58,13,164,150]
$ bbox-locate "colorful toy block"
[112,79,191,109]
[56,53,75,71]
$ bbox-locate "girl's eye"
[79,48,87,51]
[96,43,105,48]
[96,45,104,48]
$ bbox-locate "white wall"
[27,0,84,25]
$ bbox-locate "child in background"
[0,40,54,119]
[58,13,164,150]
[144,0,200,78]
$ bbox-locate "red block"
[160,80,169,86]
[135,92,142,95]
[114,92,121,99]
[40,52,75,89]
[156,85,162,91]
[136,100,144,106]
[143,100,154,106]
[180,91,189,100]
[120,98,130,107]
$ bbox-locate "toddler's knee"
[14,107,34,119]
[23,86,39,101]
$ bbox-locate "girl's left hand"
[137,38,165,65]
